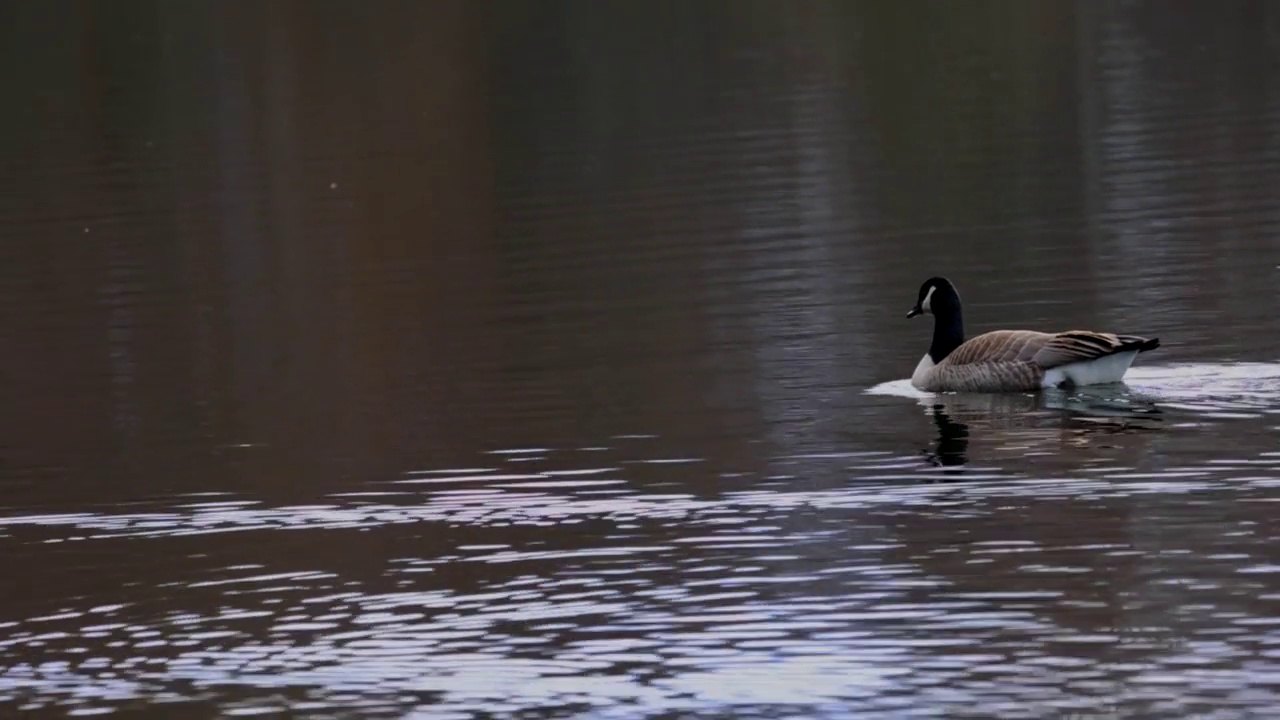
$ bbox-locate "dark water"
[5,2,1280,718]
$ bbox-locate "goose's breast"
[911,354,936,390]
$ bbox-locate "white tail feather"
[1041,350,1139,388]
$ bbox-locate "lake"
[4,2,1280,718]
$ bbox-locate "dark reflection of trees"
[9,0,1278,503]
[4,0,1280,500]
[3,3,504,501]
[1080,2,1280,354]
[849,1,1087,264]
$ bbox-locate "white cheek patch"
[921,285,936,313]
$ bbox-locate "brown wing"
[1030,330,1134,369]
[943,330,1054,366]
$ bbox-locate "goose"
[907,276,1160,393]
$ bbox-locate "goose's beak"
[907,306,922,319]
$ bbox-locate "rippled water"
[6,2,1280,718]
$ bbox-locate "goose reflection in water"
[919,387,1163,470]
[923,404,971,468]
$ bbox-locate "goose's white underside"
[912,349,1141,391]
[1041,349,1140,388]
[911,353,936,388]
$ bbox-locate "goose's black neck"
[929,305,965,363]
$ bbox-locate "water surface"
[5,2,1280,718]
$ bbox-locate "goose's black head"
[908,276,965,363]
[907,276,960,320]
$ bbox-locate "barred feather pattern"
[914,330,1158,393]
[916,356,1044,393]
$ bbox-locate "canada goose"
[907,276,1160,393]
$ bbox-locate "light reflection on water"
[3,363,1280,716]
